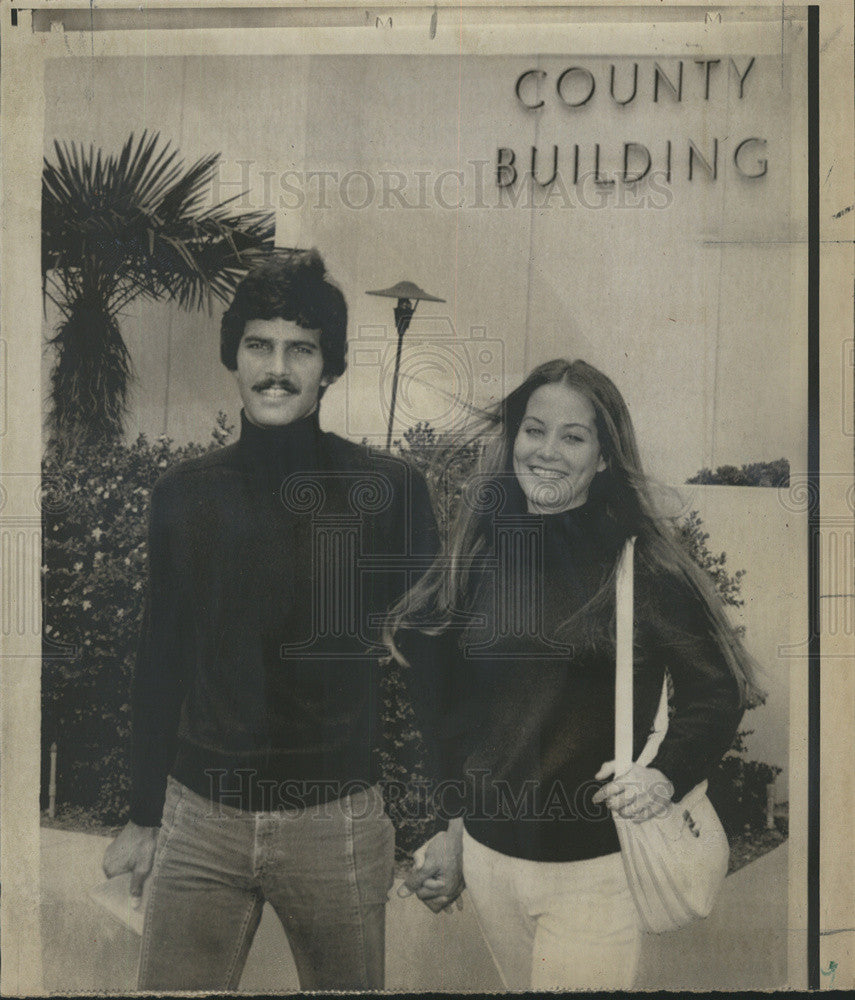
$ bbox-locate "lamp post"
[365,280,446,450]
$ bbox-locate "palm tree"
[42,131,275,452]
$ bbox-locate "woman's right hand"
[402,818,465,913]
[593,761,675,822]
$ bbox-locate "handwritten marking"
[820,959,837,987]
[832,204,854,220]
[365,11,393,29]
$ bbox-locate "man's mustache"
[253,377,300,393]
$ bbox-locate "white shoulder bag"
[612,536,730,933]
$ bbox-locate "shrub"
[41,415,234,824]
[687,458,789,487]
[675,510,746,615]
[708,729,782,837]
[376,658,436,859]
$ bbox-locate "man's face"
[234,318,329,427]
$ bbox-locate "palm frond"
[43,131,275,448]
[43,131,274,312]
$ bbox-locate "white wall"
[678,484,804,798]
[42,49,805,485]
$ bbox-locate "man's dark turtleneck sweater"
[130,409,438,826]
[399,495,743,863]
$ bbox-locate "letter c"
[515,69,546,109]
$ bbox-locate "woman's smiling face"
[512,382,607,514]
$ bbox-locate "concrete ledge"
[41,827,788,992]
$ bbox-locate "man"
[103,249,438,990]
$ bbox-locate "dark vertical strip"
[807,4,820,992]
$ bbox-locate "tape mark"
[820,25,843,52]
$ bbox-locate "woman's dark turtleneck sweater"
[399,496,743,863]
[130,409,436,825]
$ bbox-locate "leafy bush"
[708,729,782,837]
[687,458,789,487]
[41,415,234,824]
[376,659,436,859]
[675,510,746,614]
[42,419,782,851]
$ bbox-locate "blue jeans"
[138,777,395,990]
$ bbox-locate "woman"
[386,359,757,991]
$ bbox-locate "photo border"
[1,1,851,993]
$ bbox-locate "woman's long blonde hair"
[386,359,759,707]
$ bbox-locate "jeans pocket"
[160,778,183,831]
[350,810,396,904]
[151,782,186,879]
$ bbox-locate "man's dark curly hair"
[220,249,347,381]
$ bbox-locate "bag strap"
[636,678,670,766]
[615,536,671,773]
[614,536,636,775]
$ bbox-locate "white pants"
[462,828,642,991]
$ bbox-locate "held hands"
[401,818,465,914]
[592,761,675,823]
[102,821,159,908]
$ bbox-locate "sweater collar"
[540,495,598,522]
[541,494,625,560]
[237,408,323,474]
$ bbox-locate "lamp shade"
[365,280,445,303]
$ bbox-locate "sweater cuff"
[648,747,697,803]
[129,791,166,828]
